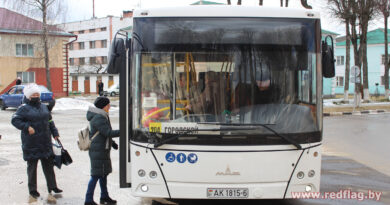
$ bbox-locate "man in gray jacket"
[85,96,119,205]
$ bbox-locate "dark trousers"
[27,158,57,192]
[85,175,109,203]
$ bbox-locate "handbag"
[56,139,73,166]
[52,142,62,169]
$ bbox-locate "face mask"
[30,97,40,105]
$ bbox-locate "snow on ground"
[323,99,341,107]
[53,98,94,111]
[323,98,390,107]
[53,97,120,111]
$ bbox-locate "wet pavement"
[0,108,389,204]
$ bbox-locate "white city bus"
[107,4,335,203]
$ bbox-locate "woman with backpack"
[85,96,119,205]
[11,83,63,199]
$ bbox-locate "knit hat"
[94,96,110,109]
[23,83,41,99]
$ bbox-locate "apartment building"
[59,11,132,94]
[0,8,74,97]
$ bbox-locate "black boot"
[100,196,117,205]
[48,187,63,194]
[84,201,98,205]
[29,190,40,198]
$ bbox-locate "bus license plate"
[207,188,249,198]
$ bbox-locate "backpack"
[78,126,99,151]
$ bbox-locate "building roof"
[0,7,74,37]
[191,0,225,5]
[322,29,339,36]
[336,28,390,46]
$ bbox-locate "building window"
[102,56,107,64]
[79,42,85,50]
[336,76,344,87]
[90,41,96,49]
[79,30,84,34]
[17,72,35,83]
[101,27,107,31]
[79,57,85,65]
[101,40,107,48]
[69,58,74,66]
[72,76,78,81]
[69,43,74,50]
[89,28,95,33]
[16,44,34,57]
[336,56,344,66]
[90,57,96,65]
[85,76,90,81]
[109,76,114,81]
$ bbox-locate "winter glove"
[112,140,118,150]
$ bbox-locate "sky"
[0,0,386,36]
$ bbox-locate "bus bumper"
[130,143,321,199]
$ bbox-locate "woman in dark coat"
[11,83,62,199]
[85,96,119,205]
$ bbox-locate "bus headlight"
[149,171,158,178]
[297,171,304,179]
[308,170,315,177]
[305,185,313,192]
[138,169,146,177]
[140,184,149,192]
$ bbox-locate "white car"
[106,84,119,96]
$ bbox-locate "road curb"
[323,109,389,116]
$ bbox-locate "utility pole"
[92,0,95,18]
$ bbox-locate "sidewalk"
[324,99,390,116]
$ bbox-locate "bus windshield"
[131,17,321,145]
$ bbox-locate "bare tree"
[6,0,66,91]
[378,0,390,99]
[257,0,311,8]
[355,0,378,101]
[327,0,353,102]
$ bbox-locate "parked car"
[0,85,55,110]
[104,84,119,96]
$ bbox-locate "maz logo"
[216,165,240,176]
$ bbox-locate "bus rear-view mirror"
[106,38,126,74]
[322,35,335,78]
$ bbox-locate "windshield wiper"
[198,122,302,150]
[153,126,259,148]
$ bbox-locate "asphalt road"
[0,108,389,205]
